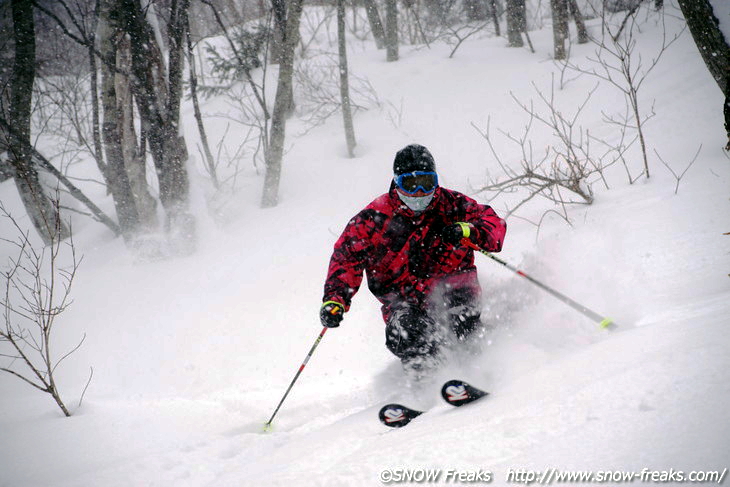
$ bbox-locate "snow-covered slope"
[1,4,729,486]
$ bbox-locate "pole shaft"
[465,241,614,329]
[265,327,328,426]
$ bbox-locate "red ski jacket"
[322,184,507,322]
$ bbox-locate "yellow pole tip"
[263,422,274,433]
[600,318,617,331]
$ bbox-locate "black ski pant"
[384,287,483,368]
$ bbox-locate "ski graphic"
[378,403,424,428]
[378,380,488,428]
[441,379,489,407]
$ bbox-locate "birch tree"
[6,0,70,246]
[385,0,398,62]
[337,0,356,157]
[506,0,526,48]
[261,0,305,208]
[363,0,386,49]
[551,0,569,60]
[116,0,196,252]
[97,0,147,239]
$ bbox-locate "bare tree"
[337,0,356,157]
[385,0,398,61]
[489,0,500,37]
[30,0,152,239]
[97,0,147,239]
[473,81,617,222]
[441,20,491,59]
[0,201,88,418]
[568,5,682,179]
[35,0,195,250]
[185,14,218,189]
[294,53,379,134]
[567,0,589,44]
[6,0,70,246]
[464,0,488,21]
[271,0,297,117]
[363,0,386,49]
[551,0,569,60]
[117,0,196,252]
[0,116,121,236]
[32,0,107,181]
[261,0,305,208]
[506,0,525,47]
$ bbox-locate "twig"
[78,366,94,408]
[654,145,701,194]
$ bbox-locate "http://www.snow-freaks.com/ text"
[378,467,728,484]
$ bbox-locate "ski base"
[378,379,488,428]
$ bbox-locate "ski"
[378,380,489,428]
[378,403,425,428]
[441,379,489,407]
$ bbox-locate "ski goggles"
[394,171,438,195]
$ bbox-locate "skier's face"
[394,173,437,213]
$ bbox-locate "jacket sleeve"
[460,196,506,252]
[322,212,374,311]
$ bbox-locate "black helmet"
[393,144,436,175]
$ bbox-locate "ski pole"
[264,326,328,431]
[463,240,616,331]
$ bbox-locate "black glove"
[320,301,345,328]
[442,222,475,245]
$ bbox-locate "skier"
[319,144,507,378]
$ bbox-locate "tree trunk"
[185,14,218,188]
[385,0,398,62]
[506,0,525,47]
[337,0,356,157]
[88,0,107,183]
[167,0,189,136]
[270,0,287,64]
[551,0,569,60]
[490,0,500,37]
[725,78,730,149]
[423,0,447,23]
[270,0,296,117]
[261,0,304,208]
[677,0,730,97]
[164,0,196,254]
[363,0,386,49]
[120,0,194,248]
[98,0,143,239]
[567,0,588,44]
[117,36,158,231]
[0,116,121,236]
[8,0,69,245]
[464,0,488,21]
[677,0,730,147]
